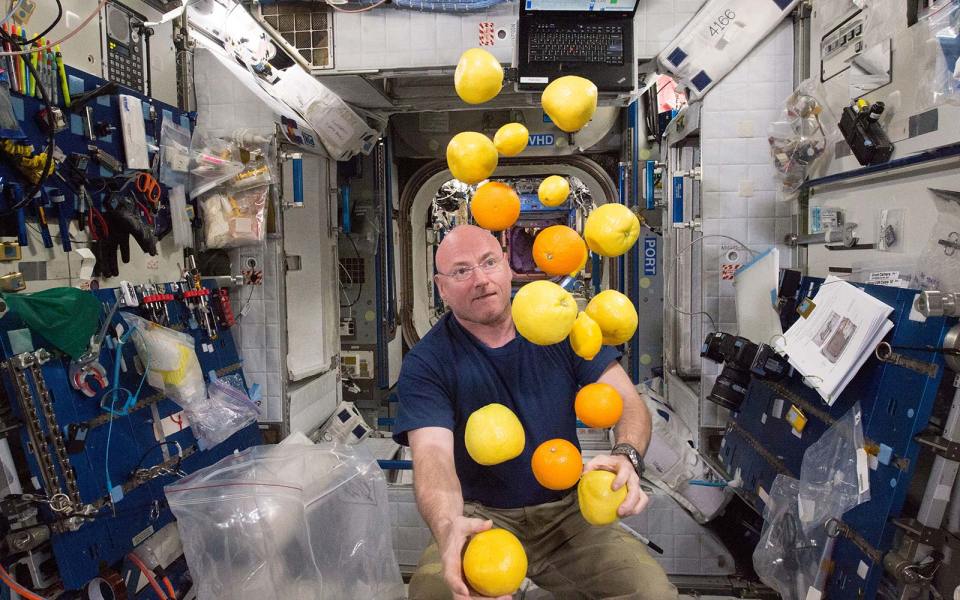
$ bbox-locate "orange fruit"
[575,383,623,428]
[471,182,521,231]
[532,225,587,277]
[531,438,582,490]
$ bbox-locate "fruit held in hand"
[578,470,627,526]
[463,529,528,596]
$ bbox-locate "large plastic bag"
[753,475,832,600]
[164,443,404,600]
[190,377,259,449]
[200,185,268,248]
[125,313,206,408]
[769,80,838,197]
[798,402,870,534]
[189,130,246,199]
[917,0,960,109]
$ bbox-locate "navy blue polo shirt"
[393,312,620,509]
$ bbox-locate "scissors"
[87,205,109,241]
[135,172,162,207]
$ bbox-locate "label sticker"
[857,560,869,579]
[758,486,770,506]
[133,525,155,547]
[856,448,870,495]
[805,589,823,600]
[935,483,952,501]
[771,398,784,419]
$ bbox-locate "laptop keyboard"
[528,23,624,64]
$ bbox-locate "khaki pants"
[408,493,678,600]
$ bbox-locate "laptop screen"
[524,0,638,11]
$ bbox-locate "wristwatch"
[611,443,644,479]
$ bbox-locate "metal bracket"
[893,518,960,550]
[916,435,960,461]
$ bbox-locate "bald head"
[435,225,502,274]
[434,225,513,327]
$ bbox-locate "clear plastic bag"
[856,0,908,49]
[190,377,259,449]
[200,185,268,248]
[753,475,828,600]
[125,313,206,409]
[164,443,405,600]
[877,208,905,253]
[189,130,246,199]
[917,188,960,293]
[918,0,960,108]
[227,140,278,192]
[160,119,192,189]
[798,402,870,533]
[769,80,838,196]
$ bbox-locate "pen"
[29,34,38,98]
[55,45,69,107]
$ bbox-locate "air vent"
[259,2,334,70]
[340,257,365,286]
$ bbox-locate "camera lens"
[707,364,751,412]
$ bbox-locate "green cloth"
[2,288,101,359]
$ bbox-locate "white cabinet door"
[283,154,340,382]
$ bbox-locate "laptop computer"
[517,0,640,92]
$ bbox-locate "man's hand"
[584,454,650,518]
[437,516,513,600]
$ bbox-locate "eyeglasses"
[437,255,503,282]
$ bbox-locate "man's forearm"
[413,453,466,538]
[613,390,652,455]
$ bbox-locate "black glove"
[91,202,158,279]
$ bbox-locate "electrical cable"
[0,28,54,216]
[0,562,49,600]
[127,553,169,600]
[325,0,389,13]
[340,233,363,308]
[233,284,256,323]
[23,0,61,44]
[665,234,757,335]
[0,0,108,55]
[161,575,176,599]
[132,440,183,474]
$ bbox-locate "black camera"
[700,332,791,411]
[838,100,894,166]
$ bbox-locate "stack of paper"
[777,276,894,405]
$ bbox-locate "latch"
[915,435,960,461]
[285,254,302,272]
